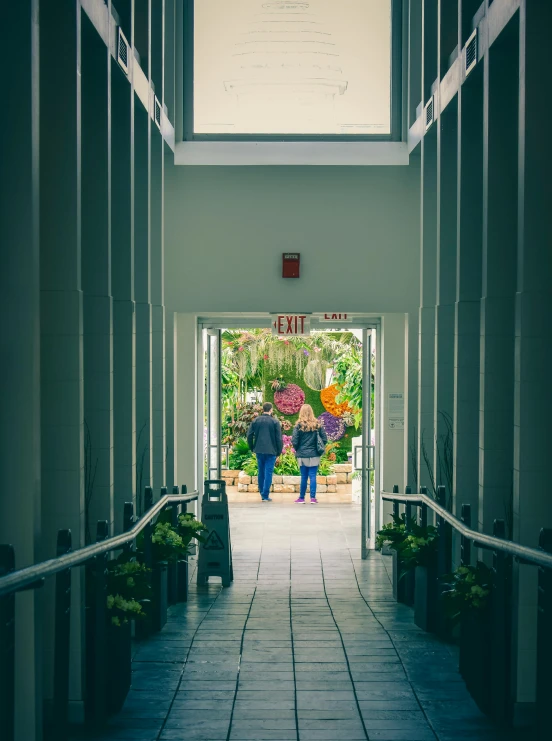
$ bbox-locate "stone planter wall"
[235,464,353,494]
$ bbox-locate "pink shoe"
[294,498,305,504]
[310,498,318,504]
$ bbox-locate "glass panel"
[207,330,221,479]
[194,0,392,135]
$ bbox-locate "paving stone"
[80,503,506,741]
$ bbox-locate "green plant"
[106,560,151,627]
[441,562,493,623]
[177,512,208,548]
[242,456,258,476]
[107,595,146,627]
[396,524,439,573]
[317,456,334,476]
[228,438,254,470]
[376,511,417,551]
[275,448,300,475]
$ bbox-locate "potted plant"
[441,562,493,713]
[105,560,150,713]
[376,512,417,604]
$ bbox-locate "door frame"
[196,314,382,548]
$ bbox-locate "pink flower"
[238,346,244,352]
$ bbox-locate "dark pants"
[256,454,277,499]
[299,465,318,500]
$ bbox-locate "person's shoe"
[262,497,273,502]
[310,498,318,504]
[294,498,305,504]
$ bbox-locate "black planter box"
[152,562,168,632]
[106,620,132,714]
[414,564,439,632]
[392,549,410,604]
[460,607,492,714]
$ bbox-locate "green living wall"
[263,363,355,453]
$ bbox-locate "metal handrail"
[381,490,552,570]
[0,492,199,597]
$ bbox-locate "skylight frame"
[182,0,403,142]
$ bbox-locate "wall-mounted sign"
[388,392,404,430]
[271,314,310,337]
[319,313,352,322]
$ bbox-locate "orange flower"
[320,385,350,418]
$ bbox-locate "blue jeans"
[256,454,277,499]
[299,465,318,500]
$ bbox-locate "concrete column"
[81,14,114,534]
[111,60,136,532]
[510,1,552,721]
[165,309,176,487]
[39,0,86,722]
[151,131,166,489]
[135,103,153,511]
[453,66,483,522]
[434,101,457,508]
[478,24,518,536]
[0,3,42,738]
[418,129,437,492]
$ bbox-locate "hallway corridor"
[92,504,505,741]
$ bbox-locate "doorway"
[197,315,380,557]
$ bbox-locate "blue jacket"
[247,414,283,456]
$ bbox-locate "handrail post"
[460,504,471,567]
[123,502,135,555]
[491,519,510,724]
[53,530,72,741]
[537,528,552,741]
[168,488,179,605]
[419,486,428,528]
[0,545,15,741]
[178,485,189,602]
[392,485,399,520]
[92,521,109,728]
[436,485,451,637]
[404,486,412,530]
[143,487,154,572]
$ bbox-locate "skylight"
[193,0,393,137]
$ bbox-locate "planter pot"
[414,564,438,632]
[392,550,407,603]
[152,562,168,632]
[392,549,415,605]
[177,558,189,602]
[460,607,492,714]
[107,620,131,714]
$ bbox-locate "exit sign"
[319,313,352,322]
[271,314,310,336]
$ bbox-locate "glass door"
[361,328,375,559]
[206,329,222,480]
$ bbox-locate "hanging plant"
[303,358,328,391]
[318,412,346,441]
[320,384,350,418]
[274,383,305,415]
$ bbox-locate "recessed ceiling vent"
[154,97,162,130]
[465,29,478,76]
[424,96,434,131]
[117,28,129,74]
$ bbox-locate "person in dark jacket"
[246,402,283,501]
[291,404,328,504]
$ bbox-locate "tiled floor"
[90,502,508,741]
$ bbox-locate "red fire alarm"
[282,252,300,278]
